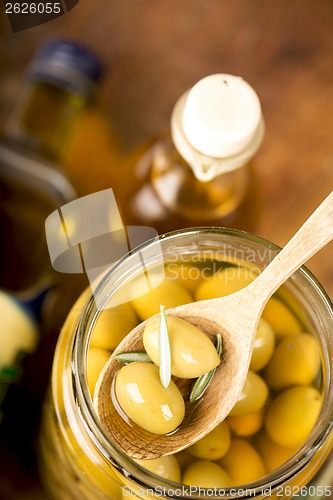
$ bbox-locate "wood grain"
[1,0,333,496]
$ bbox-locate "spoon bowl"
[94,307,243,460]
[94,191,333,460]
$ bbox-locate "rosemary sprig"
[114,352,152,363]
[189,334,223,403]
[159,305,172,388]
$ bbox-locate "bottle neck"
[171,91,265,182]
[4,79,88,161]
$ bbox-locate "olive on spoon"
[94,191,333,460]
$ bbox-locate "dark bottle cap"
[28,39,104,97]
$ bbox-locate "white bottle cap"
[183,74,262,157]
[171,74,264,182]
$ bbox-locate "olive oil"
[121,74,264,234]
[122,136,261,234]
[0,40,102,443]
[0,39,103,291]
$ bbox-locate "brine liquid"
[39,252,330,499]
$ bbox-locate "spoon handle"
[249,190,333,305]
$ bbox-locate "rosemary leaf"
[159,305,172,388]
[189,334,223,403]
[215,333,223,357]
[115,352,152,363]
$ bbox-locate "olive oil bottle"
[121,74,264,234]
[0,39,103,291]
[0,40,102,436]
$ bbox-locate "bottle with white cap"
[122,74,264,233]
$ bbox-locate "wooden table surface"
[1,1,333,498]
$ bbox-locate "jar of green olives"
[39,228,333,499]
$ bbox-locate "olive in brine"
[143,316,220,379]
[115,362,185,435]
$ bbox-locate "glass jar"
[39,228,333,499]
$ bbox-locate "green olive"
[143,316,220,378]
[90,304,138,351]
[250,318,275,372]
[255,430,298,473]
[229,370,269,417]
[262,296,301,339]
[182,460,231,488]
[131,278,192,321]
[264,333,321,391]
[187,420,231,460]
[195,267,256,301]
[87,347,111,396]
[135,455,181,482]
[165,263,205,294]
[227,407,264,437]
[218,439,266,485]
[265,386,322,448]
[115,362,185,434]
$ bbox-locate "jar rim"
[72,227,333,498]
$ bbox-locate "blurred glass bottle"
[121,74,264,234]
[0,39,103,292]
[0,40,103,438]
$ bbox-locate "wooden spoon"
[94,191,333,460]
